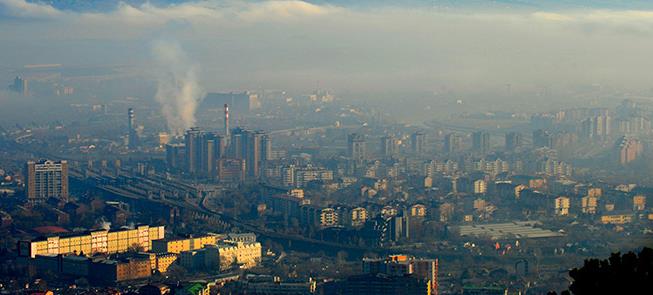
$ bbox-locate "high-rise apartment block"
[348,133,367,162]
[411,131,425,155]
[185,127,203,174]
[380,135,397,158]
[616,136,643,165]
[581,196,598,214]
[472,131,490,153]
[443,133,462,154]
[26,160,69,202]
[581,115,611,139]
[166,143,186,170]
[229,128,269,180]
[183,128,227,177]
[505,132,522,151]
[555,196,570,216]
[533,129,553,148]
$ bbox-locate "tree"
[166,264,188,281]
[554,247,653,294]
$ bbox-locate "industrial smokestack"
[128,108,135,130]
[127,108,137,149]
[224,103,230,139]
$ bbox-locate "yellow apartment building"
[151,234,223,254]
[19,225,164,258]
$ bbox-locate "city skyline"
[0,1,652,294]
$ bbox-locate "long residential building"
[218,241,262,270]
[151,234,224,254]
[19,225,165,258]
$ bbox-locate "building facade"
[26,160,69,202]
[218,241,262,270]
[151,234,222,254]
[19,225,165,258]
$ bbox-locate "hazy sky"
[1,0,653,93]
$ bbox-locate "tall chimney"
[224,104,230,139]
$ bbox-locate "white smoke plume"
[152,40,203,136]
[97,217,111,230]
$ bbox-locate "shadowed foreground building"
[342,273,431,295]
[326,255,438,295]
[30,253,153,284]
[362,255,438,294]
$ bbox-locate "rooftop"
[457,221,564,239]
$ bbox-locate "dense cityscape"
[1,0,653,295]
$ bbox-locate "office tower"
[533,129,553,148]
[348,133,366,161]
[443,133,462,154]
[26,160,69,202]
[616,136,643,165]
[127,108,138,149]
[472,130,490,153]
[411,131,425,154]
[380,135,397,158]
[505,132,522,151]
[185,127,203,174]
